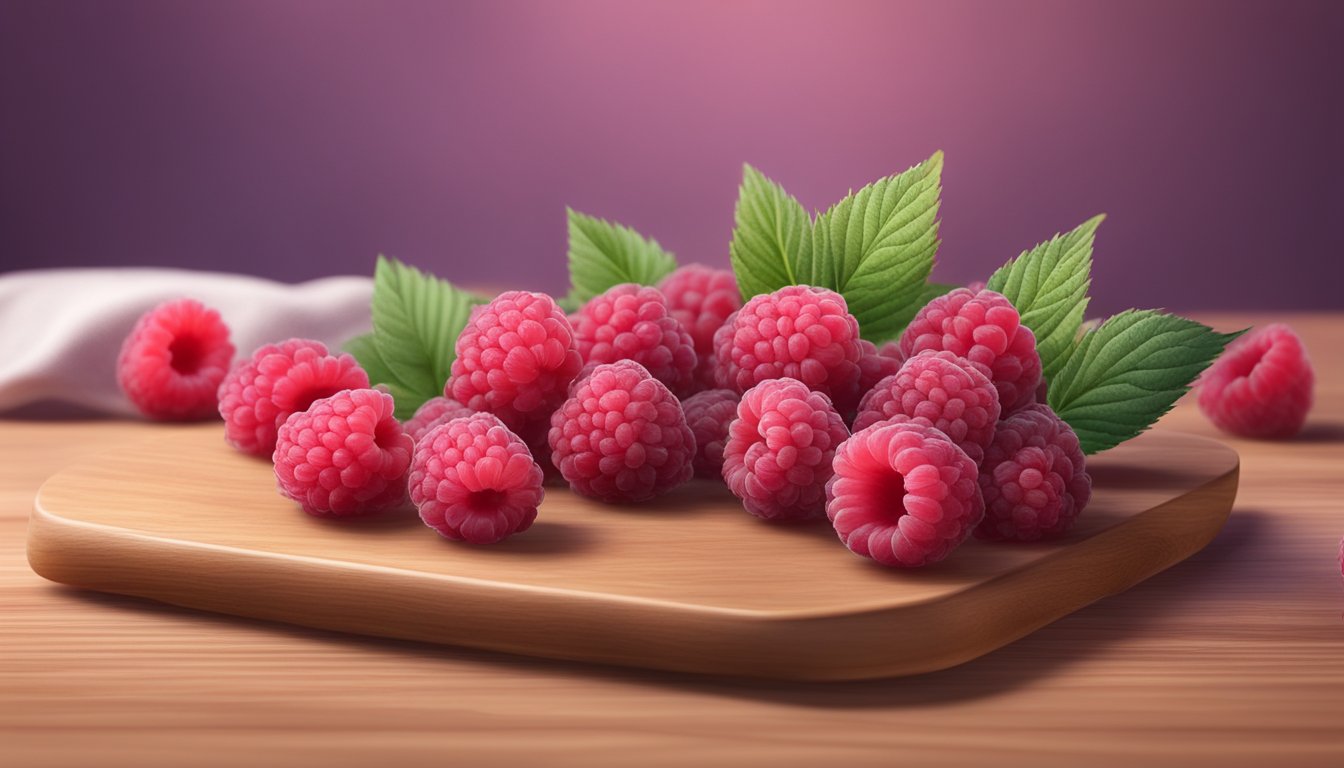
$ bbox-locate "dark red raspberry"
[408,412,545,543]
[548,360,695,503]
[658,265,742,391]
[218,338,369,456]
[976,404,1091,542]
[681,388,739,479]
[403,396,475,444]
[826,421,983,567]
[852,350,1001,464]
[857,339,906,403]
[898,288,1041,413]
[448,290,584,441]
[116,298,234,420]
[272,388,413,517]
[722,378,849,521]
[713,285,863,415]
[1197,324,1314,439]
[571,283,698,398]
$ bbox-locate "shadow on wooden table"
[52,508,1266,709]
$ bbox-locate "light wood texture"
[2,311,1342,766]
[26,429,1238,681]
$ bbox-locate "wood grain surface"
[26,429,1237,680]
[2,312,1342,766]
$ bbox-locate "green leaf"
[988,214,1104,380]
[563,209,677,308]
[1047,310,1243,454]
[728,164,817,300]
[344,333,419,420]
[814,151,943,342]
[914,281,959,308]
[369,255,481,416]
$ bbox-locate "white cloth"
[0,268,373,416]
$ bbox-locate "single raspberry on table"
[657,265,742,390]
[898,288,1041,413]
[681,388,739,479]
[826,421,983,567]
[218,338,369,456]
[403,396,475,444]
[117,298,235,420]
[272,388,413,517]
[548,360,695,503]
[976,403,1091,542]
[408,412,545,544]
[852,350,1001,464]
[571,283,698,398]
[713,285,864,415]
[722,378,850,521]
[448,290,584,442]
[857,339,905,401]
[1197,323,1313,439]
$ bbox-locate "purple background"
[2,0,1341,314]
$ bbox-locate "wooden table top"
[2,311,1341,767]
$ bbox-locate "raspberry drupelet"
[826,421,984,567]
[857,339,905,402]
[898,288,1041,413]
[408,412,545,544]
[852,350,1001,464]
[403,396,475,444]
[722,378,850,522]
[117,298,235,420]
[681,388,739,479]
[218,338,369,456]
[571,283,698,398]
[272,388,413,517]
[1197,323,1314,439]
[448,290,584,443]
[657,265,743,391]
[548,360,696,503]
[976,404,1091,542]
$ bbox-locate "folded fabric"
[0,268,373,416]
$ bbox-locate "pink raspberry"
[116,298,235,420]
[857,339,906,402]
[218,339,369,456]
[1197,324,1314,439]
[722,378,850,521]
[272,388,413,517]
[852,350,1002,464]
[548,360,695,503]
[976,404,1091,541]
[448,290,584,442]
[571,283,698,398]
[408,412,544,544]
[658,265,742,390]
[713,285,864,415]
[899,288,1041,413]
[403,396,475,444]
[826,421,983,567]
[681,388,739,479]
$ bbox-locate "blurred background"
[1,0,1340,315]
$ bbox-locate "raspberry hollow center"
[872,470,909,526]
[468,489,507,513]
[168,335,205,374]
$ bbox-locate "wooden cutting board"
[26,426,1237,681]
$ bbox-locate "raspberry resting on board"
[117,298,235,420]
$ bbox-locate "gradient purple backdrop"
[2,0,1341,314]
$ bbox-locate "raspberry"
[658,265,742,390]
[898,288,1041,413]
[448,290,584,441]
[826,421,983,567]
[218,339,370,457]
[722,378,849,521]
[116,298,235,420]
[976,403,1091,541]
[1197,324,1314,439]
[857,339,906,402]
[571,283,698,398]
[403,396,475,444]
[713,285,863,415]
[408,412,544,543]
[272,388,413,517]
[548,360,695,503]
[852,350,1001,464]
[681,388,739,479]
